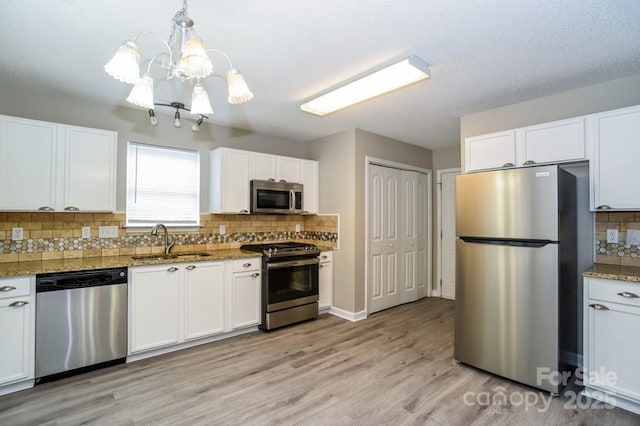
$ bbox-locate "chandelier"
[104,0,253,130]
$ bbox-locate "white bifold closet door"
[369,165,428,314]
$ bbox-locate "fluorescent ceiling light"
[300,55,430,116]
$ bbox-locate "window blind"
[126,142,200,227]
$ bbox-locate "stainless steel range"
[241,242,320,330]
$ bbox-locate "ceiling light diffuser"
[300,55,430,116]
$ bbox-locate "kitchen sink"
[131,252,212,261]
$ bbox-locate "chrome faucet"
[151,223,175,255]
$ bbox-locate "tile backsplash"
[596,212,640,267]
[0,212,338,263]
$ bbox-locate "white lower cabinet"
[318,251,333,311]
[129,261,226,355]
[129,258,260,358]
[0,276,35,396]
[226,258,261,330]
[583,277,640,414]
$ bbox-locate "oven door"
[265,257,319,311]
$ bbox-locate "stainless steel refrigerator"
[454,165,577,394]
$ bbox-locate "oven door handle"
[267,258,320,269]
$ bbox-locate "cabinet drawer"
[587,278,640,307]
[230,258,260,273]
[0,277,31,299]
[319,251,333,263]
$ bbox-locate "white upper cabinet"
[251,152,278,181]
[464,130,516,172]
[250,152,300,183]
[276,156,301,183]
[464,117,585,173]
[63,125,117,211]
[590,105,640,211]
[516,117,585,166]
[210,148,251,214]
[0,115,117,212]
[211,147,319,215]
[300,160,319,214]
[0,116,58,211]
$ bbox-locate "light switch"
[82,226,91,239]
[606,229,619,244]
[219,225,226,235]
[98,226,118,239]
[627,229,640,246]
[295,224,301,233]
[12,227,23,241]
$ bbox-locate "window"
[126,142,200,227]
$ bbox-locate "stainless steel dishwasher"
[35,267,127,384]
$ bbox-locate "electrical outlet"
[82,226,91,239]
[219,224,226,235]
[606,229,619,244]
[295,224,301,233]
[98,226,118,239]
[12,227,23,241]
[627,229,640,245]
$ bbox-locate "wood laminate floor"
[1,298,639,425]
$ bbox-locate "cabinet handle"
[64,206,79,211]
[596,205,611,210]
[38,206,54,211]
[267,178,275,182]
[0,286,17,292]
[617,291,639,299]
[523,160,536,166]
[167,267,179,272]
[243,263,252,268]
[186,265,196,270]
[589,303,609,310]
[251,273,260,278]
[502,163,515,168]
[319,264,325,268]
[321,255,328,259]
[239,209,249,214]
[279,179,287,183]
[9,301,28,307]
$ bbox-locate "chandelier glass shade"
[104,0,253,128]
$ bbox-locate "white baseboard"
[431,288,441,297]
[0,379,34,396]
[329,306,367,322]
[127,326,258,363]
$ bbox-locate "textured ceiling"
[2,0,640,149]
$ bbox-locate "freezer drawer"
[454,239,560,393]
[456,165,560,240]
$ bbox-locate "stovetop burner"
[241,242,319,258]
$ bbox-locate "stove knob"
[273,248,278,254]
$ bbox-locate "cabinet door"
[591,105,640,210]
[184,262,225,340]
[586,300,640,401]
[229,270,261,329]
[318,254,333,310]
[0,296,32,385]
[0,116,58,210]
[251,152,277,181]
[300,160,319,214]
[63,126,117,211]
[277,157,301,183]
[517,117,585,166]
[210,148,250,213]
[129,266,181,354]
[464,130,516,172]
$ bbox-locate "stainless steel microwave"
[250,180,303,214]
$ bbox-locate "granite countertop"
[582,263,640,283]
[0,249,259,278]
[0,244,336,278]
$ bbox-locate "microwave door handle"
[290,189,294,212]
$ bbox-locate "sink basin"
[131,254,178,261]
[131,252,212,261]
[174,252,212,258]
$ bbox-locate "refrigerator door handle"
[459,237,556,248]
